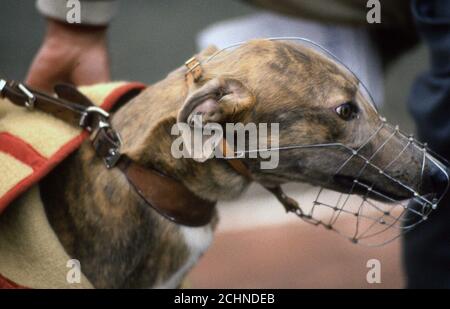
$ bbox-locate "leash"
[0,78,215,227]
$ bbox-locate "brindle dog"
[40,40,446,288]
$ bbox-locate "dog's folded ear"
[175,77,255,162]
[177,77,255,126]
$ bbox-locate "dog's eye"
[335,102,358,121]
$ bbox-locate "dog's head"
[178,39,448,204]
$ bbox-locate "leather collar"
[117,157,215,226]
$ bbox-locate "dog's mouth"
[333,174,413,202]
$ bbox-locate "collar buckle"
[185,56,203,83]
[0,79,7,95]
[17,83,36,110]
[79,106,110,131]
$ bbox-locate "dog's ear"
[177,77,255,126]
[176,77,255,162]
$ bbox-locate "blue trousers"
[404,0,450,288]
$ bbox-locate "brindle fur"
[40,40,430,288]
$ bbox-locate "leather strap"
[219,138,253,180]
[117,158,215,226]
[0,79,216,227]
[219,138,300,213]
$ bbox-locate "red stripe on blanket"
[0,274,27,289]
[0,131,88,214]
[0,132,47,170]
[102,82,146,111]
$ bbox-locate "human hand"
[26,19,110,93]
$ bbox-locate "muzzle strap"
[219,137,304,214]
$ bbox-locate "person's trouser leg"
[404,0,450,288]
[404,191,450,288]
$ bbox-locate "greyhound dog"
[39,39,447,288]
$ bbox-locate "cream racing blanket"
[0,81,145,288]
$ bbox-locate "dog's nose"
[426,164,449,198]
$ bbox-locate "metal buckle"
[104,147,122,169]
[103,129,123,169]
[0,79,6,95]
[89,118,123,169]
[79,106,110,131]
[17,83,36,110]
[185,56,203,82]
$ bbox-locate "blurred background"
[0,0,429,288]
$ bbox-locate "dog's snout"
[423,163,449,198]
[431,165,449,197]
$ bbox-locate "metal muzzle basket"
[206,37,450,246]
[276,121,448,246]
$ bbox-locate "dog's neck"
[111,72,249,202]
[41,73,240,288]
